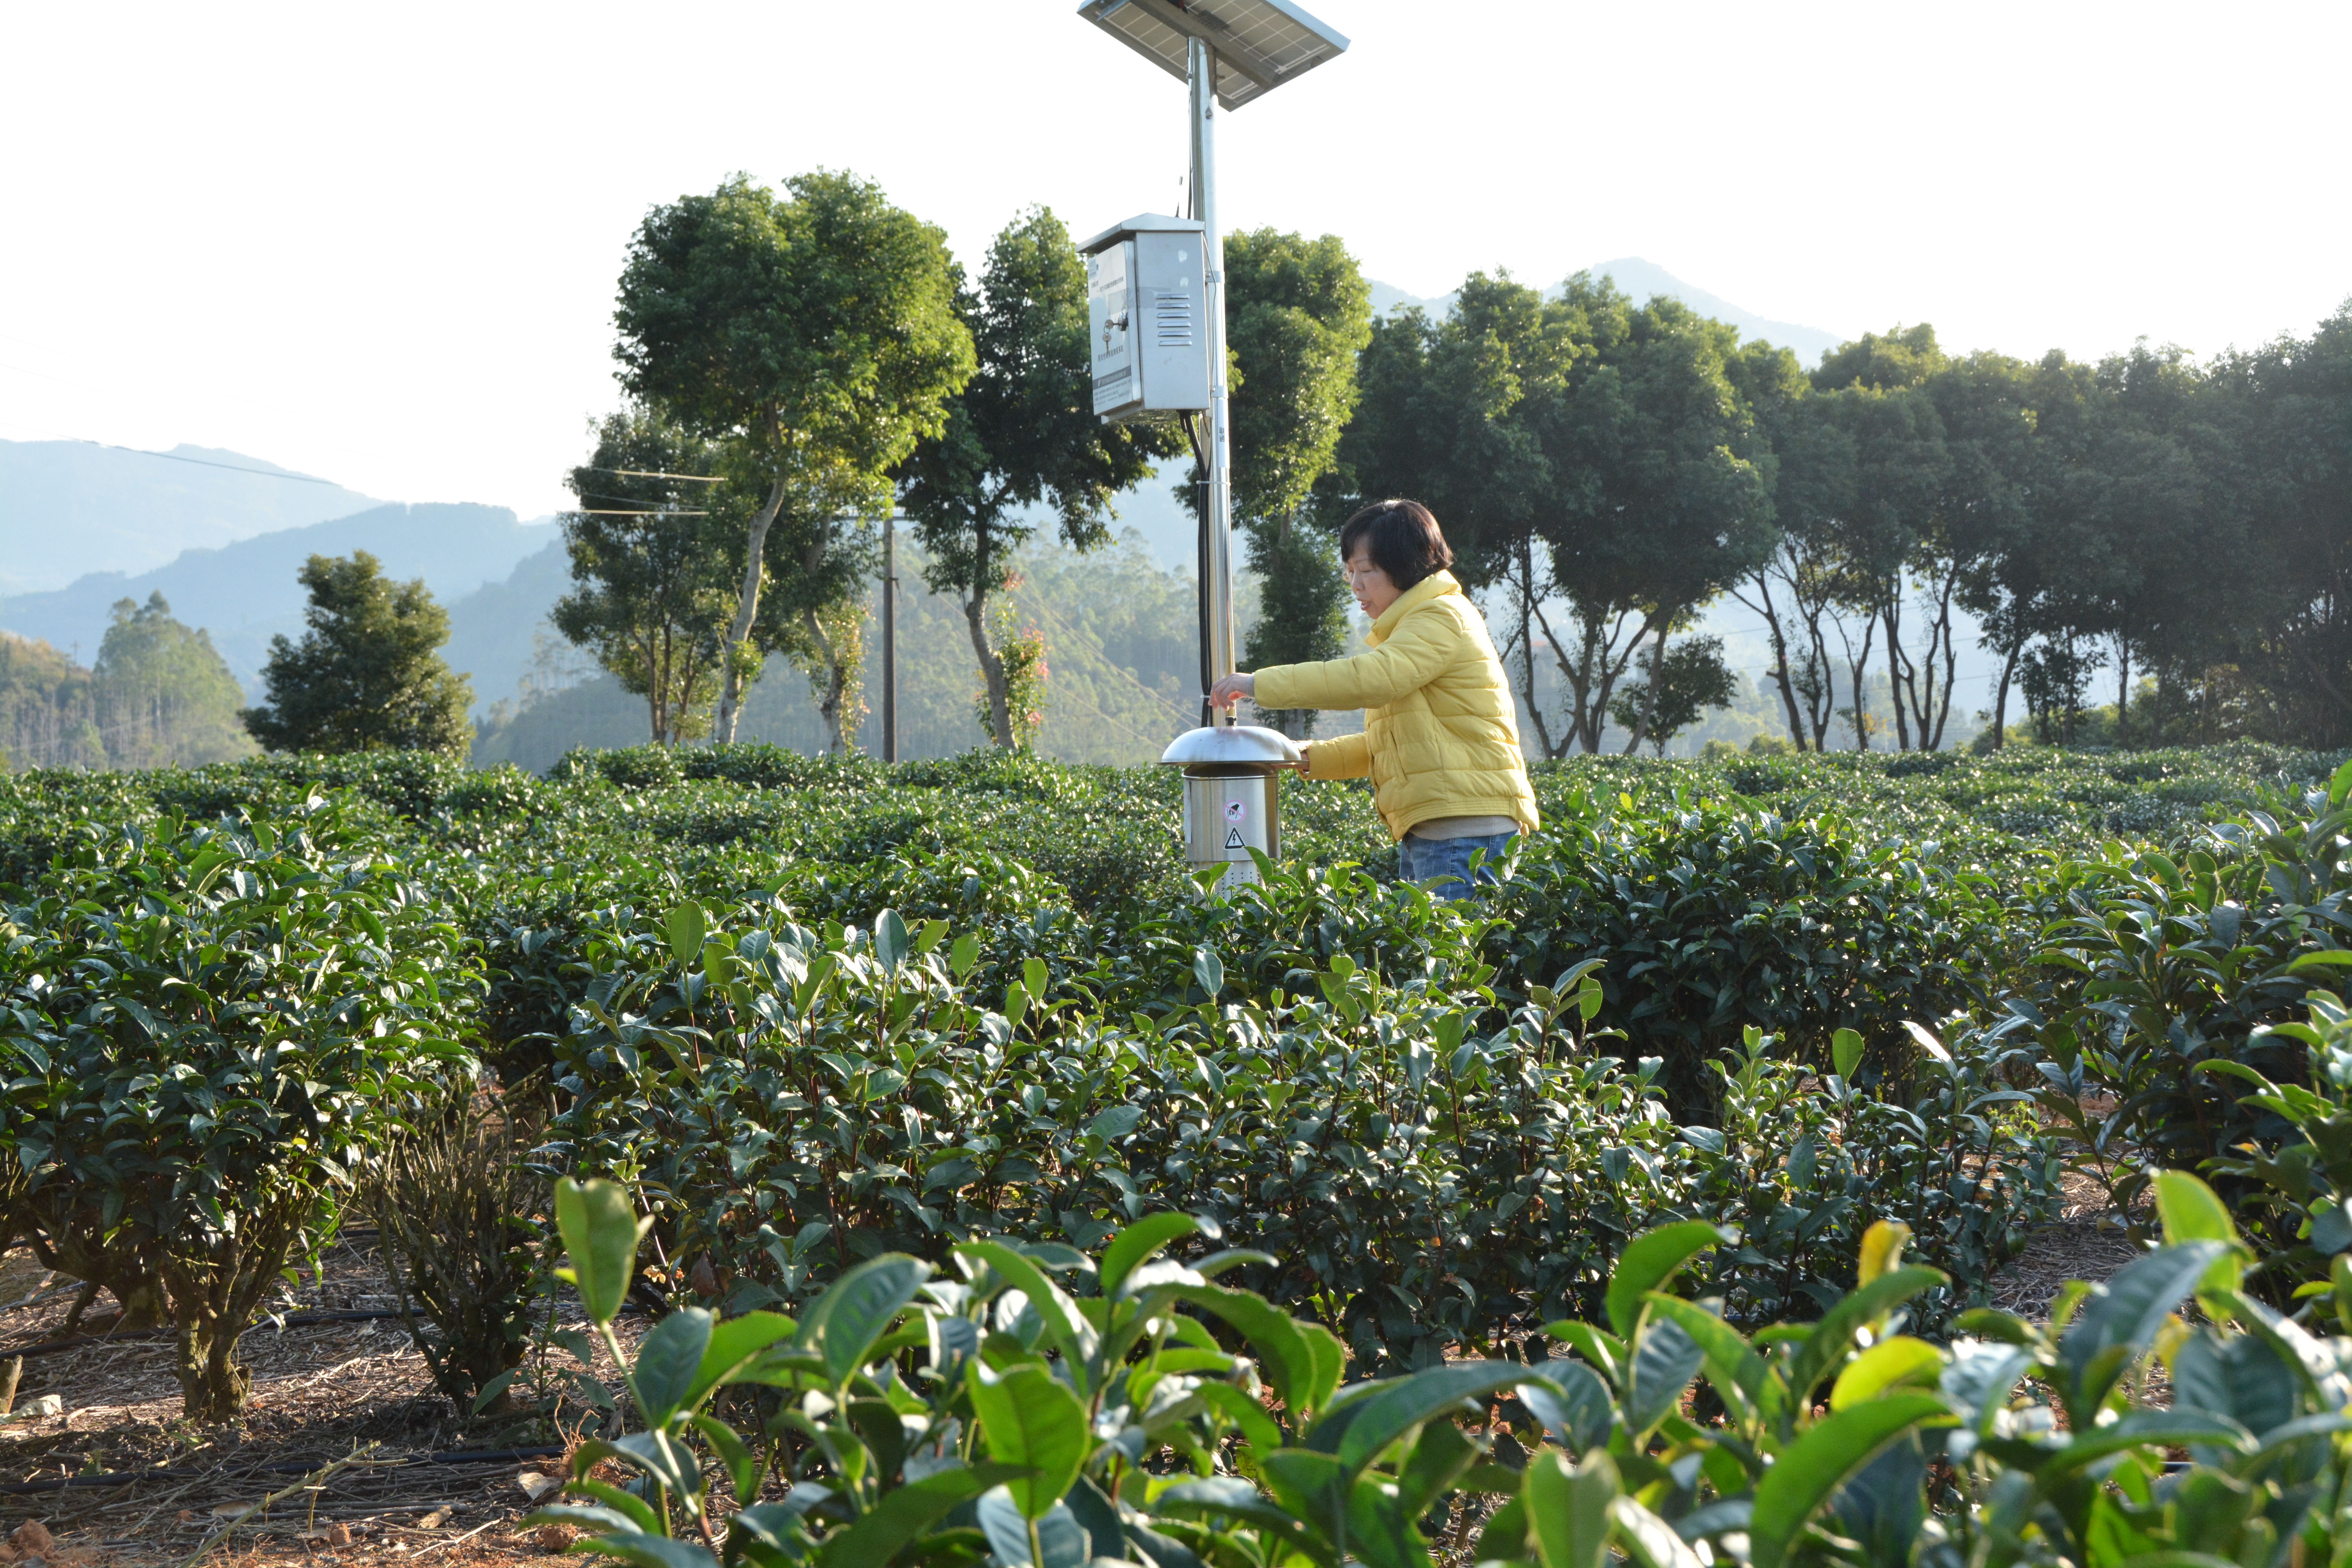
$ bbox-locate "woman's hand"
[1209,671,1256,711]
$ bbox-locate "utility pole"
[882,515,898,762]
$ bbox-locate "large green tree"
[613,171,973,751]
[92,592,254,768]
[1530,276,1779,753]
[1337,275,1563,748]
[553,408,750,745]
[897,207,1175,748]
[2210,305,2352,744]
[1215,229,1370,736]
[241,552,472,755]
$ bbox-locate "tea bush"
[535,1169,2352,1568]
[2009,761,2352,1218]
[543,887,2058,1370]
[0,799,478,1418]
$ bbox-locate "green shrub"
[585,743,684,790]
[1486,793,2003,1113]
[2020,762,2352,1215]
[2203,985,2352,1298]
[367,1084,548,1406]
[0,801,479,1419]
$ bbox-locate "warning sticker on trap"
[1224,800,1246,822]
[1224,827,1247,849]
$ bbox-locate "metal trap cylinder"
[1161,724,1302,892]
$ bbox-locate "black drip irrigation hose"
[2,1301,647,1361]
[0,1309,417,1362]
[0,1446,565,1496]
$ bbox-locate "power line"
[50,439,349,486]
[578,467,726,484]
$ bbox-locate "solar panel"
[1076,0,1350,110]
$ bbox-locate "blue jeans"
[1397,831,1517,901]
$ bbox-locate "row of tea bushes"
[0,739,2336,1416]
[544,881,2060,1370]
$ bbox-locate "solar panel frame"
[1076,0,1349,109]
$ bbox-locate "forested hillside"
[0,594,253,769]
[472,531,1294,770]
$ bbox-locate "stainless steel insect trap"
[1160,722,1302,892]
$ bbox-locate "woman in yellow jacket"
[1210,499,1537,898]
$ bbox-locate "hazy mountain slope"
[0,503,554,692]
[442,538,574,716]
[0,439,380,595]
[1586,258,1842,366]
[1368,259,1843,365]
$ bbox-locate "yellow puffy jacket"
[1253,570,1538,842]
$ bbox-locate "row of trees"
[556,167,2352,756]
[1325,284,2352,754]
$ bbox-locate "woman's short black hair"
[1339,499,1453,591]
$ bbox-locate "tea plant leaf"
[957,1240,1095,1368]
[1611,1494,1704,1568]
[2058,1243,2232,1408]
[1831,1027,1864,1082]
[1749,1394,1951,1568]
[1856,1220,1911,1286]
[1623,1318,1705,1437]
[1782,1265,1947,1411]
[2154,1172,2241,1245]
[1829,1336,1944,1409]
[665,902,707,971]
[2035,1409,2256,1475]
[797,1253,930,1388]
[1519,1363,1614,1452]
[1318,1359,1534,1475]
[1605,1223,1727,1339]
[1100,1212,1200,1298]
[875,908,909,976]
[1525,1449,1617,1568]
[1170,1283,1315,1416]
[555,1177,648,1329]
[1641,1297,1763,1417]
[813,1463,1027,1568]
[1194,947,1224,1000]
[685,1310,797,1409]
[633,1307,713,1427]
[968,1361,1089,1519]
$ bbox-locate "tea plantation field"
[0,739,2344,1410]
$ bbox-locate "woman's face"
[1344,545,1402,620]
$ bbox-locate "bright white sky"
[3,1,2346,523]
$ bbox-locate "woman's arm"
[1252,606,1459,712]
[1303,733,1369,779]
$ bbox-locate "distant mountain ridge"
[1367,257,1844,366]
[0,439,382,595]
[0,503,555,695]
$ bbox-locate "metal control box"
[1082,215,1210,422]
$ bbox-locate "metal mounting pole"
[1190,36,1236,729]
[881,517,897,762]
